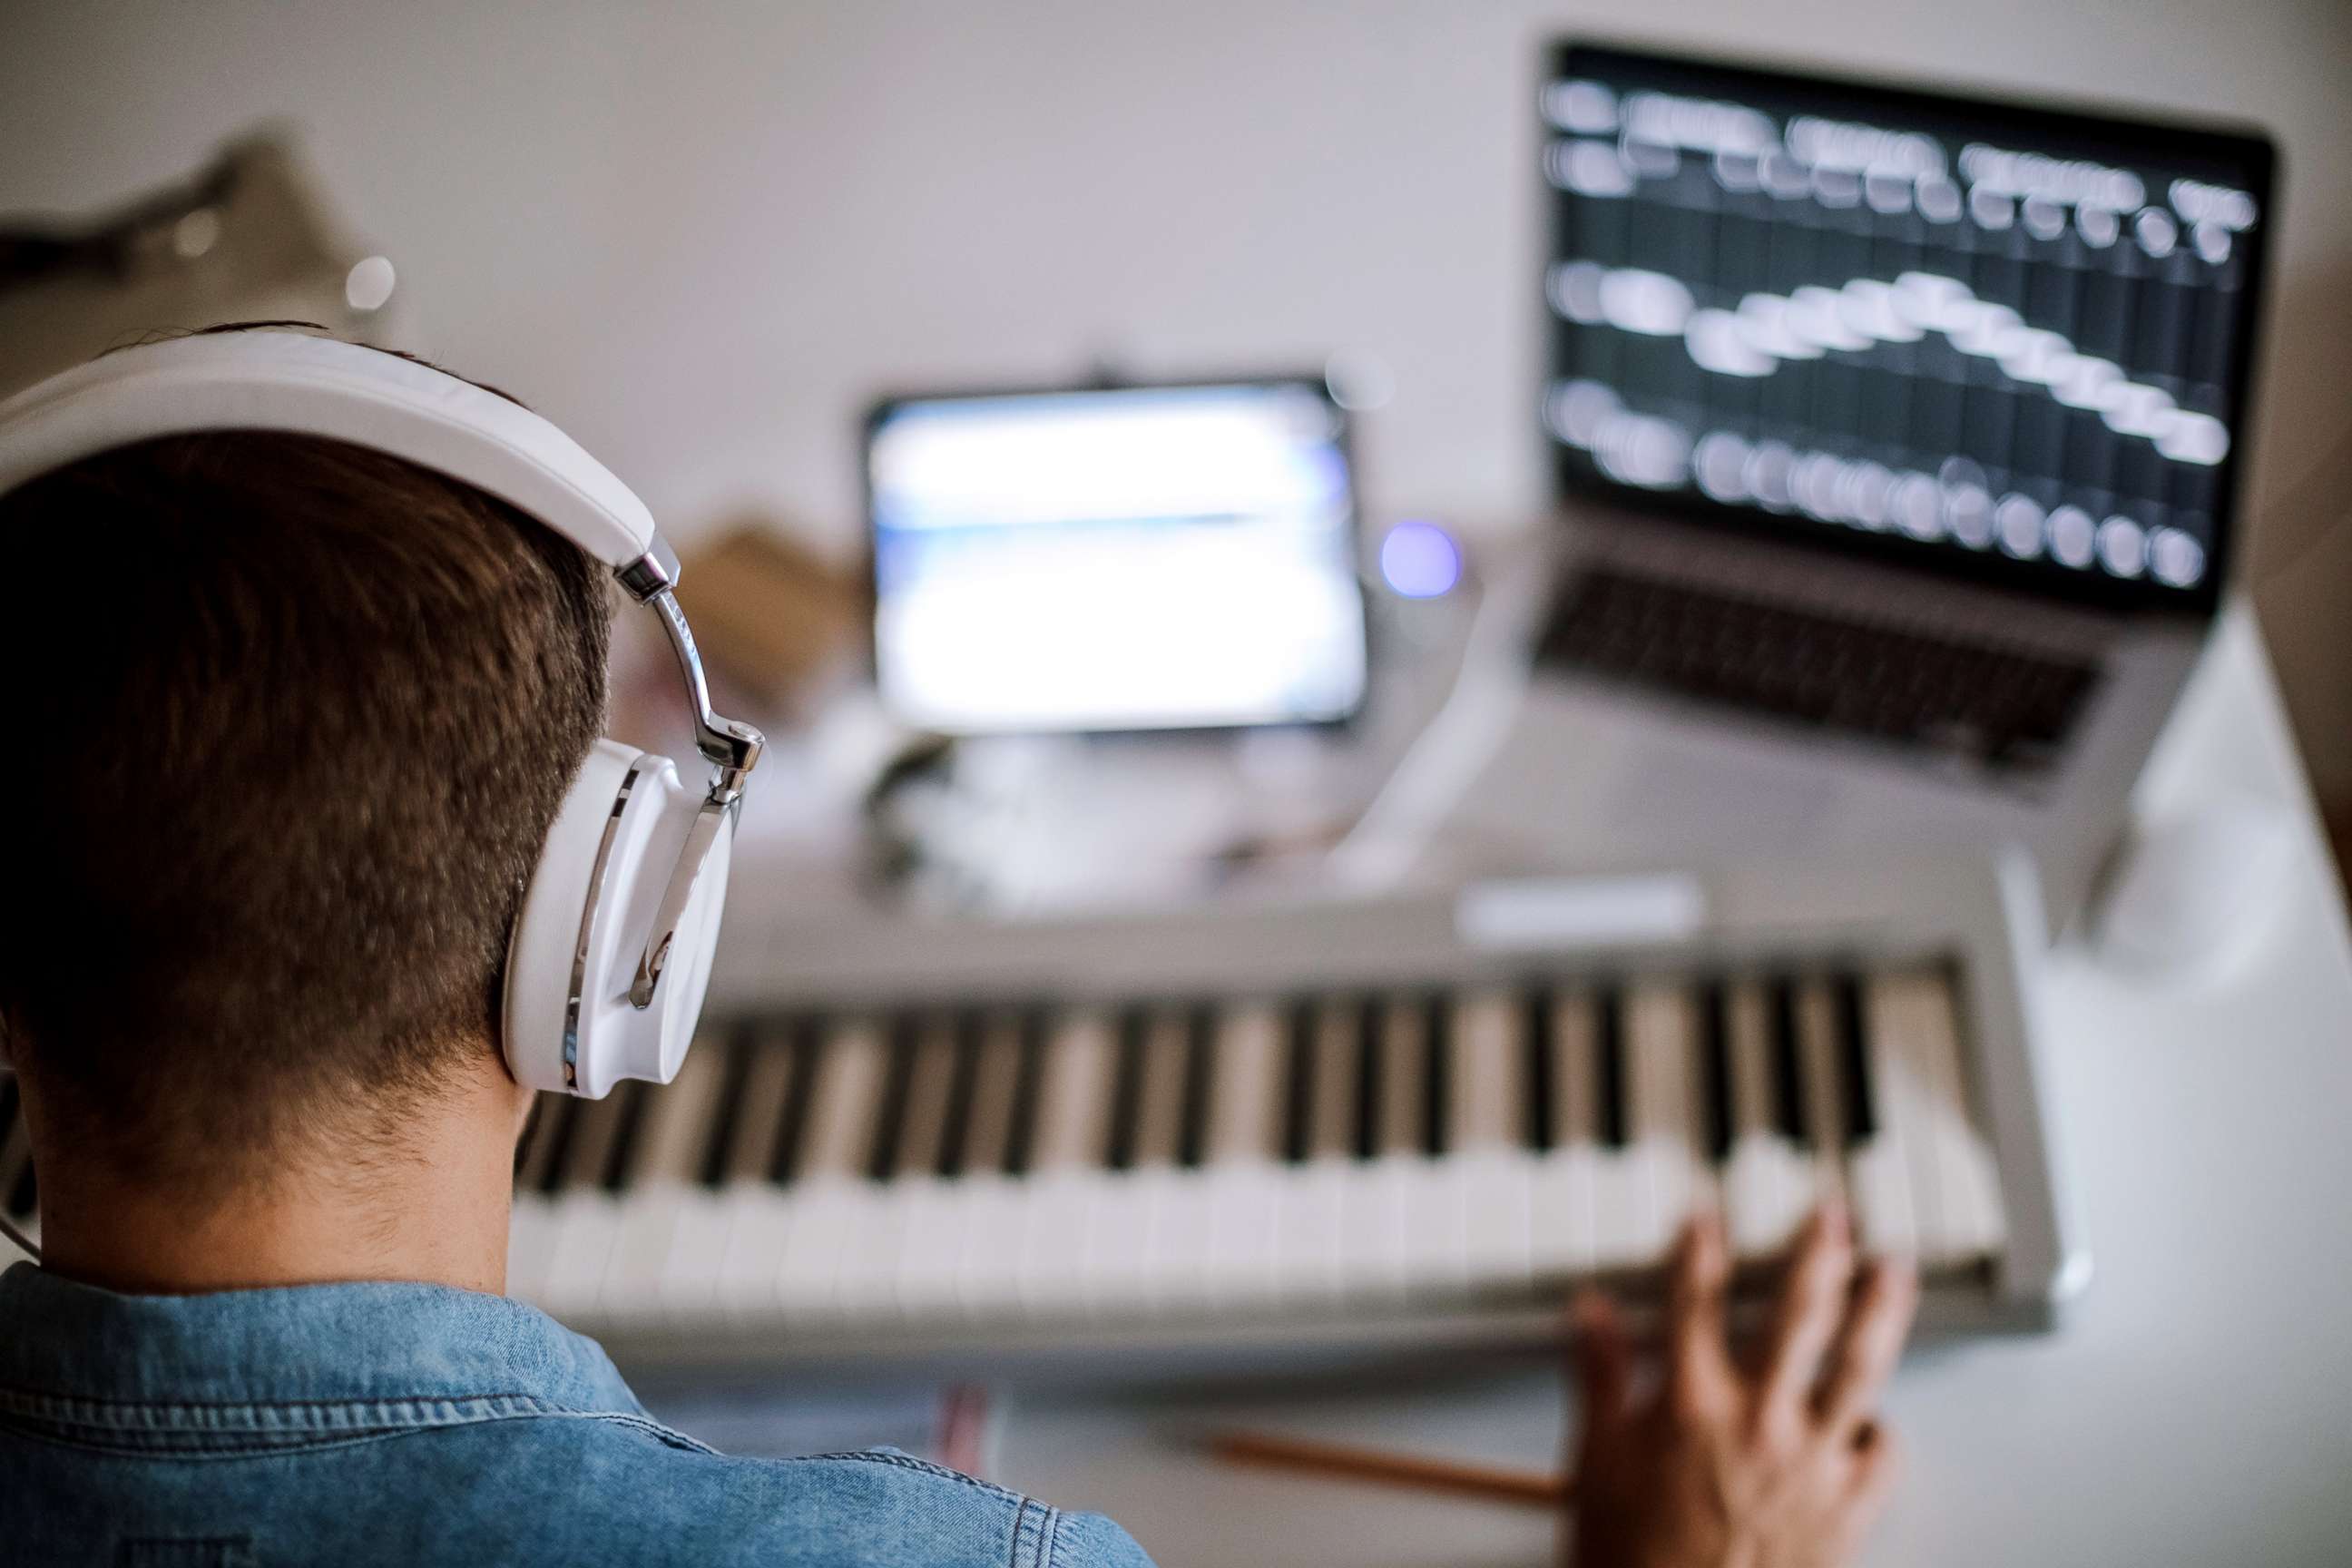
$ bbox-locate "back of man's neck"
[27,1054,531,1298]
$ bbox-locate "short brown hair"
[0,383,611,1188]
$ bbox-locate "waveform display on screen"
[1543,49,2269,594]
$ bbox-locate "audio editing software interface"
[1542,46,2270,597]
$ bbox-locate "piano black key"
[6,1160,33,1221]
[1353,998,1382,1161]
[1524,987,1556,1152]
[1281,1000,1316,1164]
[529,1094,581,1197]
[770,1018,826,1185]
[866,1016,922,1182]
[1768,979,1808,1148]
[692,1025,755,1190]
[935,1014,986,1179]
[1595,986,1629,1149]
[1699,981,1735,1163]
[1422,993,1451,1158]
[598,1081,651,1194]
[1105,1008,1151,1171]
[1178,1004,1217,1170]
[1833,975,1877,1144]
[1000,1009,1049,1177]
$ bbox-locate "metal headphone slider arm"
[613,546,765,1012]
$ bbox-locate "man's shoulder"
[505,1416,1153,1568]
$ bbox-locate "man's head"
[0,340,611,1195]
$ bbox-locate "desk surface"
[989,605,2352,1567]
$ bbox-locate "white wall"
[5,0,2348,783]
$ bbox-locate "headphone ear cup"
[504,740,647,1095]
[504,738,717,1098]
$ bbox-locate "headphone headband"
[0,330,662,571]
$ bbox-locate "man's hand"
[1563,1202,1917,1568]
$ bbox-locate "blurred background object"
[669,516,863,715]
[0,132,379,395]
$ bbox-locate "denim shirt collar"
[0,1261,642,1416]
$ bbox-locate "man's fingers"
[1818,1256,1919,1436]
[1758,1201,1855,1417]
[1571,1289,1632,1434]
[1664,1209,1737,1419]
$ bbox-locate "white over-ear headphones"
[0,329,763,1099]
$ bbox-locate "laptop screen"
[1542,44,2273,609]
[867,380,1368,735]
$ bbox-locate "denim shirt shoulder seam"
[0,1383,571,1431]
[799,1447,1029,1507]
[0,1399,711,1461]
[0,1379,710,1454]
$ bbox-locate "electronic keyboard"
[501,850,2078,1374]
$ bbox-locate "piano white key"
[1142,1166,1219,1314]
[799,1021,890,1181]
[1531,989,1599,1282]
[1083,1171,1160,1315]
[1017,1171,1102,1323]
[953,1172,1034,1319]
[714,1184,795,1325]
[1835,976,1918,1259]
[779,1177,876,1327]
[1017,1015,1116,1316]
[1200,1005,1295,1308]
[1868,969,2006,1262]
[1277,1160,1351,1304]
[1203,1162,1284,1308]
[1028,1014,1117,1175]
[1127,1012,1193,1170]
[1114,1165,1213,1316]
[798,1021,896,1318]
[600,1043,730,1322]
[1448,993,1520,1155]
[1449,992,1533,1293]
[1404,1161,1471,1300]
[1624,981,1704,1259]
[1201,1004,1287,1166]
[893,1175,972,1322]
[1724,979,1811,1259]
[655,1188,733,1324]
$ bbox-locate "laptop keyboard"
[1534,568,2099,772]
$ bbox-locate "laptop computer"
[1450,42,2275,932]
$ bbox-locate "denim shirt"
[0,1264,1152,1567]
